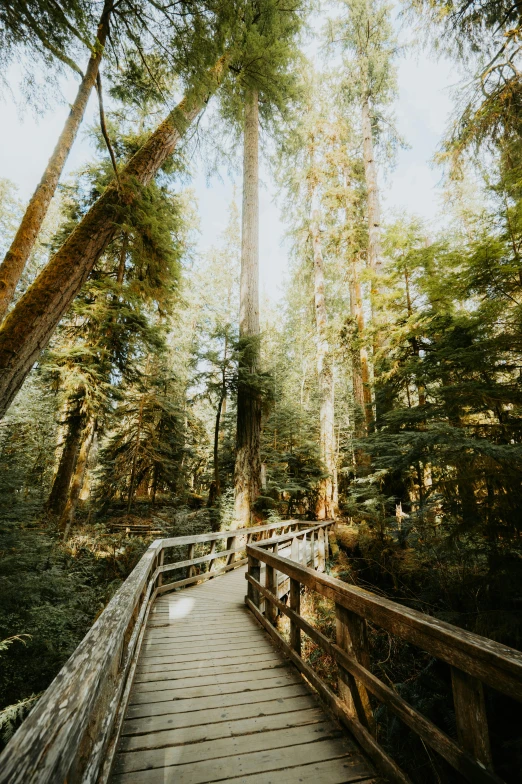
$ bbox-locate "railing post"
[157,548,164,587]
[265,545,277,625]
[318,528,325,572]
[451,667,492,768]
[291,535,299,562]
[247,553,261,608]
[335,603,374,733]
[311,531,316,569]
[208,540,216,572]
[226,535,237,566]
[187,543,195,578]
[301,532,307,565]
[324,525,330,561]
[290,578,301,656]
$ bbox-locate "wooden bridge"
[1,520,521,784]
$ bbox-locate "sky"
[0,14,458,304]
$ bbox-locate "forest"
[0,0,521,781]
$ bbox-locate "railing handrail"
[246,544,522,698]
[158,518,314,548]
[245,540,521,784]
[0,518,309,784]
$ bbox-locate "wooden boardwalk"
[111,566,378,784]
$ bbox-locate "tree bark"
[349,253,373,434]
[310,208,336,520]
[0,54,230,420]
[0,1,113,323]
[234,90,262,527]
[127,396,145,513]
[46,397,85,518]
[362,98,383,282]
[213,392,225,498]
[362,96,387,426]
[60,416,97,538]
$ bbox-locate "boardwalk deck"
[111,566,378,784]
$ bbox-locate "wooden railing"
[245,538,522,784]
[0,518,312,784]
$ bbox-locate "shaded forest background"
[1,0,522,781]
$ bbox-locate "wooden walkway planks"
[111,565,378,784]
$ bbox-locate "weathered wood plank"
[121,694,321,736]
[111,737,363,784]
[225,757,377,784]
[134,653,283,679]
[113,721,341,774]
[336,603,374,732]
[126,683,309,720]
[138,640,275,664]
[128,672,298,704]
[132,664,293,693]
[451,667,493,769]
[118,705,325,753]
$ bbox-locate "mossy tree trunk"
[0,1,113,323]
[60,415,97,538]
[46,396,85,518]
[234,90,262,527]
[0,55,230,420]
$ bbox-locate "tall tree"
[0,0,113,323]
[0,54,230,420]
[310,203,336,518]
[216,0,305,524]
[234,89,262,525]
[330,0,399,424]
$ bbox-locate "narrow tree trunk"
[0,1,113,323]
[60,416,97,538]
[213,392,225,497]
[362,98,383,281]
[349,253,373,434]
[46,397,85,518]
[310,208,336,520]
[0,55,230,419]
[362,96,388,425]
[127,396,145,513]
[234,90,262,527]
[404,268,426,406]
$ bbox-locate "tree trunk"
[349,253,373,434]
[46,397,85,518]
[362,98,383,281]
[310,208,336,520]
[0,55,230,420]
[234,90,262,527]
[213,392,225,497]
[127,396,145,513]
[362,96,388,425]
[0,1,113,324]
[60,416,97,538]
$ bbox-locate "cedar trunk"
[0,1,112,323]
[234,90,262,527]
[46,398,85,518]
[0,55,229,420]
[60,416,97,538]
[310,209,336,520]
